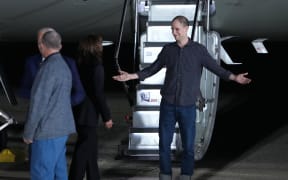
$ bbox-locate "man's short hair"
[172,15,189,27]
[41,30,62,49]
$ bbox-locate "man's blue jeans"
[159,99,196,176]
[30,136,68,180]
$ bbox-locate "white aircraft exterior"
[0,0,287,42]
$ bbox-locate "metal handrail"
[191,0,200,41]
[114,0,134,107]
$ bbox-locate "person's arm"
[92,65,113,127]
[63,57,85,106]
[199,44,252,85]
[22,63,55,143]
[112,70,139,81]
[229,72,251,84]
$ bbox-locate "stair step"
[150,2,197,21]
[133,109,160,128]
[141,42,164,64]
[139,67,166,85]
[147,22,194,42]
[136,85,161,107]
[128,130,180,150]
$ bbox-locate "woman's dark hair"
[78,34,103,64]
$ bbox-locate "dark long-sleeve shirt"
[137,40,232,106]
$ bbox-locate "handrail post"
[191,0,200,41]
[114,0,134,107]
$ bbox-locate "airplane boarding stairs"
[117,0,221,161]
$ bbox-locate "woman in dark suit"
[69,34,113,180]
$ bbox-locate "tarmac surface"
[0,84,287,180]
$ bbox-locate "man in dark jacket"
[18,48,85,106]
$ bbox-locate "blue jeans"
[30,136,68,180]
[159,99,196,176]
